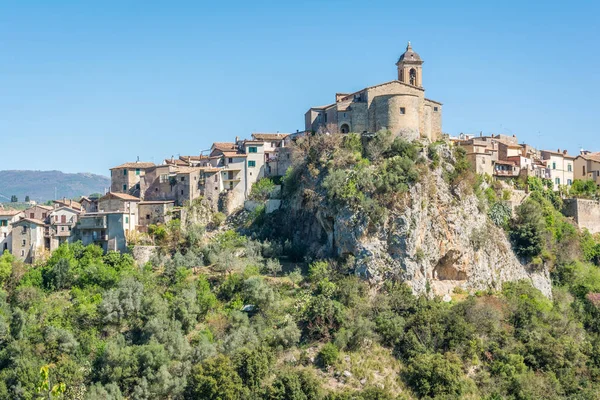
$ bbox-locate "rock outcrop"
[280,161,551,298]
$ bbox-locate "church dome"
[398,42,422,63]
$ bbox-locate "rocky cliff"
[273,143,551,299]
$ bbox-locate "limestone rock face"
[285,166,551,298]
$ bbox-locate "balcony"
[78,215,108,230]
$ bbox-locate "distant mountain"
[0,170,110,202]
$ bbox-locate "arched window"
[409,68,417,86]
[340,124,350,134]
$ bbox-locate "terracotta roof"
[100,192,141,201]
[180,155,210,161]
[243,140,264,144]
[0,209,23,216]
[13,217,45,226]
[53,199,82,210]
[495,160,517,166]
[579,152,600,163]
[165,158,189,166]
[110,162,155,170]
[541,150,576,159]
[139,200,175,205]
[252,133,290,140]
[176,167,202,174]
[212,142,237,151]
[222,152,248,158]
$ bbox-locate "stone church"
[304,42,442,141]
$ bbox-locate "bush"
[317,342,339,368]
[403,352,468,398]
[250,178,276,201]
[186,355,246,400]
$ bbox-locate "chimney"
[563,150,568,155]
[136,156,140,163]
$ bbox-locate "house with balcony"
[47,206,81,250]
[74,211,130,253]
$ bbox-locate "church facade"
[304,42,442,141]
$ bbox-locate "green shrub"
[250,178,276,201]
[317,342,339,368]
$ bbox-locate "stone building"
[98,192,140,234]
[11,218,45,263]
[0,209,23,253]
[138,201,175,228]
[574,151,600,185]
[251,133,293,177]
[47,207,81,250]
[305,42,442,141]
[110,161,155,194]
[23,205,52,222]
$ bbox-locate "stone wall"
[563,198,600,234]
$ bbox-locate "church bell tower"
[396,41,423,88]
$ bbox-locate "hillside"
[2,134,600,399]
[0,170,109,202]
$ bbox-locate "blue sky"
[1,0,598,176]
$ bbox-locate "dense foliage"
[3,133,600,399]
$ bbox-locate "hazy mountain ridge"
[0,170,109,202]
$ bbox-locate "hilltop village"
[2,42,600,264]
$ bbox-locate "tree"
[0,251,15,287]
[24,196,30,202]
[10,195,17,203]
[403,353,468,398]
[186,355,246,400]
[265,258,282,277]
[510,200,546,259]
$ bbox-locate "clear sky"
[1,0,598,176]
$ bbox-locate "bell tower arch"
[396,41,424,88]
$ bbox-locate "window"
[228,158,233,163]
[30,213,34,218]
[123,169,127,176]
[434,107,439,112]
[61,226,65,231]
[0,220,7,227]
[22,227,27,234]
[248,147,257,153]
[555,177,560,185]
[181,190,184,195]
[214,175,218,182]
[146,214,150,220]
[567,179,573,185]
[180,177,185,182]
[567,164,572,172]
[248,160,256,168]
[22,239,26,246]
[552,162,556,170]
[20,250,24,257]
[123,184,127,191]
[125,216,129,224]
[136,168,140,175]
[400,107,406,115]
[42,213,47,219]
